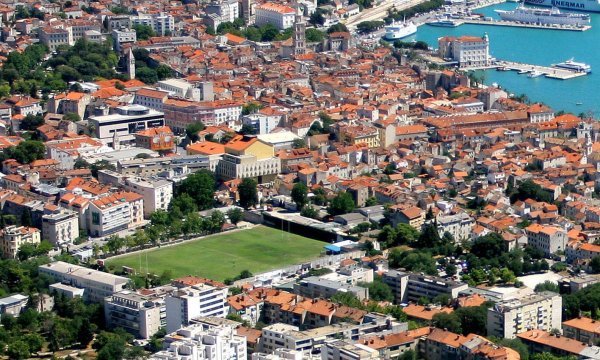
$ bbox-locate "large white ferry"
[495,4,590,25]
[553,59,592,72]
[524,0,600,12]
[384,21,417,40]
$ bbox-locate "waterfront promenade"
[460,18,591,31]
[495,60,588,79]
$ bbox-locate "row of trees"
[0,140,45,164]
[214,20,293,42]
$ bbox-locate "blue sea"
[412,2,598,115]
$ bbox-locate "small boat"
[528,70,543,78]
[518,69,529,74]
[576,102,583,105]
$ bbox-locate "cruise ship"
[384,21,417,40]
[525,0,600,12]
[495,4,590,26]
[553,59,592,72]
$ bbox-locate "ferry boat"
[384,21,417,40]
[427,15,463,27]
[495,4,590,26]
[525,0,600,13]
[553,59,592,73]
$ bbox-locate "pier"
[495,61,588,80]
[460,18,591,31]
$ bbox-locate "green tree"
[591,256,600,274]
[177,170,216,210]
[396,224,419,245]
[291,182,309,210]
[471,232,506,259]
[306,28,326,42]
[20,209,32,227]
[170,193,198,216]
[227,208,243,225]
[432,312,461,333]
[7,340,30,360]
[300,205,319,219]
[493,338,529,360]
[133,24,156,40]
[359,277,393,302]
[136,67,158,84]
[416,223,441,248]
[186,122,205,142]
[63,112,81,122]
[241,102,262,115]
[240,124,256,135]
[327,192,355,216]
[238,178,258,209]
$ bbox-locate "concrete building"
[39,27,72,52]
[88,192,144,237]
[241,113,281,135]
[518,329,600,359]
[105,290,165,339]
[438,34,490,68]
[134,126,175,153]
[525,223,568,257]
[436,212,475,243]
[216,135,280,183]
[0,225,41,259]
[121,177,173,217]
[111,28,137,51]
[157,79,214,103]
[134,88,169,111]
[41,208,79,246]
[89,105,165,147]
[255,3,296,30]
[486,291,562,339]
[293,276,369,301]
[382,271,468,304]
[151,323,247,360]
[321,340,380,360]
[166,285,229,333]
[39,261,129,303]
[130,13,174,36]
[563,316,600,344]
[0,294,29,317]
[388,206,425,230]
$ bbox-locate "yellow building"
[217,135,281,183]
[339,125,380,148]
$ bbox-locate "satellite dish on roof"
[153,137,159,144]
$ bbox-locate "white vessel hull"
[384,22,417,40]
[496,8,590,25]
[525,0,600,12]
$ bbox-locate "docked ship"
[384,21,417,40]
[495,4,590,26]
[524,0,600,12]
[553,59,592,72]
[427,15,463,27]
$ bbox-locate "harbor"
[458,18,591,31]
[494,60,589,79]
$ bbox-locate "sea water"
[413,2,599,115]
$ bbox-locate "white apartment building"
[134,88,169,111]
[436,212,475,243]
[111,28,137,50]
[42,208,79,246]
[260,323,300,354]
[241,113,282,135]
[525,223,568,257]
[89,105,165,146]
[158,78,201,101]
[321,340,380,360]
[39,261,129,303]
[166,285,229,333]
[255,3,296,30]
[104,290,165,339]
[487,291,562,339]
[131,13,175,36]
[438,34,490,68]
[0,225,41,259]
[88,192,144,237]
[122,177,173,217]
[151,323,247,360]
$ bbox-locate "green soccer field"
[106,226,325,281]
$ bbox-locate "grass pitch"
[106,226,325,281]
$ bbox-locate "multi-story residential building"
[382,271,468,304]
[563,316,600,344]
[255,3,296,30]
[41,207,79,246]
[68,19,101,41]
[121,177,173,217]
[133,88,169,111]
[45,136,103,170]
[338,124,380,148]
[389,206,425,230]
[130,13,174,36]
[88,192,144,237]
[321,340,380,359]
[525,223,568,257]
[163,99,239,133]
[134,126,175,153]
[293,276,369,301]
[104,290,165,339]
[422,328,520,360]
[89,105,165,147]
[165,284,229,333]
[487,291,562,339]
[107,15,131,31]
[438,34,490,68]
[111,28,137,51]
[50,92,91,119]
[566,242,600,265]
[0,225,40,259]
[436,212,475,242]
[158,79,214,102]
[151,323,247,360]
[39,261,129,303]
[241,113,281,135]
[518,329,600,359]
[0,294,29,317]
